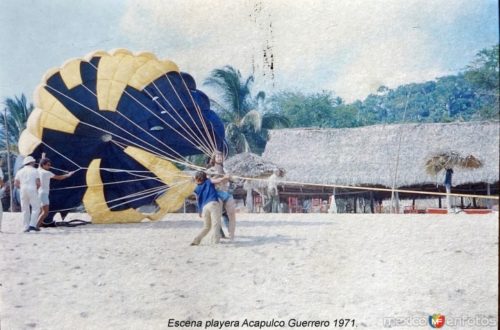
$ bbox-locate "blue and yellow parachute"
[18,49,226,223]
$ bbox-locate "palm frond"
[425,151,483,175]
[204,66,243,116]
[255,91,266,102]
[262,113,290,129]
[1,94,33,144]
[241,110,262,132]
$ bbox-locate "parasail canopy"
[19,49,227,223]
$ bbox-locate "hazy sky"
[0,0,498,104]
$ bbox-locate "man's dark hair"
[39,158,52,166]
[195,171,207,182]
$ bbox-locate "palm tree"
[204,66,289,154]
[425,151,483,212]
[0,94,34,154]
[0,94,33,211]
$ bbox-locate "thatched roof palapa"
[425,152,482,176]
[262,121,499,188]
[224,152,284,178]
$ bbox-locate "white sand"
[0,212,498,330]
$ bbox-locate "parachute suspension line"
[176,73,218,153]
[39,106,170,166]
[92,176,193,211]
[208,122,219,156]
[110,139,205,172]
[114,109,200,162]
[53,186,167,214]
[49,176,192,213]
[104,185,168,207]
[177,72,218,153]
[83,60,212,160]
[166,73,217,154]
[50,177,162,191]
[38,139,82,169]
[82,62,212,160]
[82,62,210,161]
[148,83,213,156]
[49,205,84,213]
[93,168,165,184]
[123,88,212,158]
[231,174,499,200]
[44,85,177,160]
[49,166,73,174]
[80,83,198,163]
[161,74,214,154]
[390,92,411,213]
[108,188,167,211]
[146,85,213,157]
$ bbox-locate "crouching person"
[191,171,229,246]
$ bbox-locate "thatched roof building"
[262,121,499,189]
[224,152,284,178]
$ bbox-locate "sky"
[0,0,498,105]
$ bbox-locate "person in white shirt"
[14,156,41,232]
[37,158,73,228]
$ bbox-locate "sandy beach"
[0,212,498,330]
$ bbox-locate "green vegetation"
[270,45,498,129]
[0,94,34,154]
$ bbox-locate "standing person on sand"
[0,164,4,232]
[37,158,74,228]
[207,151,237,240]
[265,169,282,213]
[191,171,229,246]
[14,156,41,232]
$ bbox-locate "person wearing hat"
[14,156,41,232]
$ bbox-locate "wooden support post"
[446,185,452,213]
[487,183,492,209]
[328,187,337,214]
[246,188,253,213]
[370,191,374,213]
[394,191,400,213]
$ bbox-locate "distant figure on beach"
[36,158,73,229]
[207,151,237,240]
[14,156,41,232]
[444,168,453,189]
[0,165,4,232]
[444,168,454,212]
[191,171,229,246]
[264,169,282,213]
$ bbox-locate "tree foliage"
[0,94,34,153]
[204,65,288,154]
[268,45,499,127]
[269,91,344,128]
